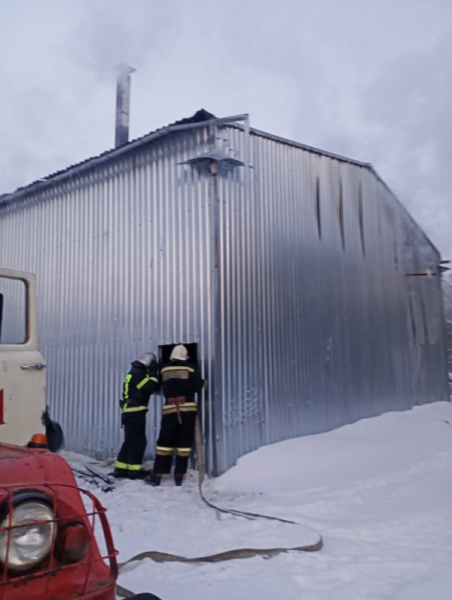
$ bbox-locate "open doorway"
[158,343,199,367]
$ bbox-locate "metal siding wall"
[0,129,214,464]
[213,126,448,473]
[1,123,448,475]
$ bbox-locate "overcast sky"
[1,0,451,263]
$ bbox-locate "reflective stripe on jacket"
[122,360,160,412]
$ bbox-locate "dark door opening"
[158,343,199,367]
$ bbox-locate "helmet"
[170,345,188,361]
[137,352,157,368]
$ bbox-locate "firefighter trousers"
[153,410,197,476]
[115,411,147,473]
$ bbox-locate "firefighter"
[146,344,204,487]
[113,352,160,480]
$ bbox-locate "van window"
[0,277,27,345]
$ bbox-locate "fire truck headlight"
[0,501,55,571]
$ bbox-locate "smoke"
[0,0,450,259]
[348,31,452,254]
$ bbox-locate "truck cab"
[0,268,46,445]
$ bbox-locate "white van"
[0,267,47,445]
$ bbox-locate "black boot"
[128,469,149,480]
[145,472,162,487]
[174,474,184,487]
[112,467,128,478]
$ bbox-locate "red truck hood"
[0,441,75,487]
[0,442,117,600]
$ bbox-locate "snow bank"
[65,401,452,599]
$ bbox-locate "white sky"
[1,0,451,261]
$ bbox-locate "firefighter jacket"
[121,360,160,413]
[160,359,204,415]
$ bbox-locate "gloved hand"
[148,359,159,377]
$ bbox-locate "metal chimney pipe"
[115,63,136,148]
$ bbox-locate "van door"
[0,268,46,445]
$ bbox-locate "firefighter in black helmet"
[113,352,160,480]
[146,344,204,487]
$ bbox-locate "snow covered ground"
[65,401,452,600]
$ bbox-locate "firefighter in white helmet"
[146,344,204,486]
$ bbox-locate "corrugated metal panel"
[212,125,448,473]
[400,213,449,406]
[0,127,216,467]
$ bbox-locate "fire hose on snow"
[115,416,323,599]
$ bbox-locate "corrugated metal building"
[0,110,449,474]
